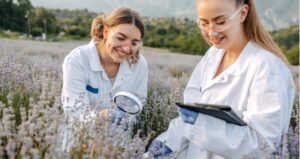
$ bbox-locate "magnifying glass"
[113,91,143,115]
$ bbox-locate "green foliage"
[272,25,299,50]
[28,7,57,36]
[173,33,209,54]
[50,8,96,40]
[143,18,210,55]
[0,30,20,38]
[286,44,299,65]
[66,26,89,38]
[0,0,32,32]
[17,0,32,13]
[31,27,43,37]
[271,25,299,65]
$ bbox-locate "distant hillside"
[30,0,299,30]
[271,25,299,65]
[47,8,299,65]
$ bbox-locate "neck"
[225,32,249,60]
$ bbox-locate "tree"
[29,7,57,36]
[0,0,32,32]
[17,0,32,13]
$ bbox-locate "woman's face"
[103,24,142,63]
[196,0,247,50]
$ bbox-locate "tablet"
[176,102,247,126]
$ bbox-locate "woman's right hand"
[99,108,126,125]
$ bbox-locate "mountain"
[29,0,299,30]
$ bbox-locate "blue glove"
[178,107,199,124]
[112,108,126,125]
[148,140,173,158]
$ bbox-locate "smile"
[115,48,131,57]
[210,36,225,45]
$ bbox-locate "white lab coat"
[156,41,295,159]
[59,40,148,152]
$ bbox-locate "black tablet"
[176,102,247,126]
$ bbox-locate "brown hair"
[90,7,145,64]
[237,0,290,65]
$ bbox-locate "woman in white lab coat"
[147,0,295,158]
[60,7,148,152]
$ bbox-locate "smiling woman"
[60,7,148,152]
[146,0,296,158]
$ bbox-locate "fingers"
[178,107,187,116]
[179,107,194,115]
[178,107,198,124]
[149,140,162,150]
[187,116,196,123]
[180,113,195,124]
[148,140,173,158]
[153,144,172,157]
[99,109,109,117]
[179,112,188,120]
[178,108,189,119]
[117,110,126,118]
[153,150,164,157]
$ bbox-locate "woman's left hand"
[148,140,173,158]
[178,107,199,124]
[113,109,126,125]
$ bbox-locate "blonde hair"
[90,7,145,64]
[238,0,290,65]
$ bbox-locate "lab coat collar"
[205,41,258,88]
[119,59,134,76]
[111,60,134,90]
[220,41,258,77]
[86,40,104,72]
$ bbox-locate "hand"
[112,108,126,125]
[99,108,126,125]
[148,140,173,158]
[178,107,199,124]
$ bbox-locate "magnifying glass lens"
[115,95,140,114]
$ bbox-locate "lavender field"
[0,39,298,158]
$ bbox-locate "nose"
[208,30,218,37]
[208,24,218,37]
[122,44,131,53]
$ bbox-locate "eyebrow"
[116,31,141,42]
[199,15,227,21]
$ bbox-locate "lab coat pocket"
[86,85,99,94]
[86,85,100,106]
